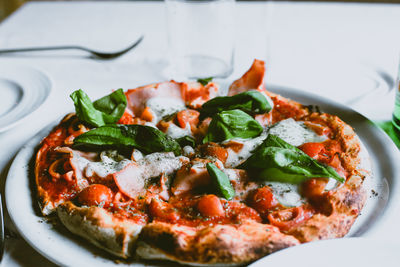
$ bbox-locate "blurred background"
[2,0,400,21]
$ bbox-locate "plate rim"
[5,84,400,266]
[248,237,400,266]
[0,64,52,133]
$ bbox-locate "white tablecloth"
[0,1,400,266]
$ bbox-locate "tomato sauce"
[146,194,262,227]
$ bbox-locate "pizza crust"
[57,202,143,258]
[136,220,300,266]
[287,114,369,242]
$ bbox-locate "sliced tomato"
[148,198,180,222]
[248,187,278,217]
[77,184,113,208]
[117,110,134,124]
[301,178,329,200]
[197,194,225,217]
[268,206,314,232]
[200,142,228,163]
[299,142,325,159]
[140,106,154,122]
[176,109,200,129]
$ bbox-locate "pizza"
[34,59,369,265]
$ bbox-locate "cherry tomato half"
[268,206,314,232]
[299,142,325,159]
[197,194,225,217]
[248,187,278,217]
[77,184,113,208]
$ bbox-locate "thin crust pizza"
[34,59,369,265]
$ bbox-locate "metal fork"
[0,35,144,59]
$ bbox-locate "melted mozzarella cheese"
[325,178,338,191]
[72,149,187,182]
[266,181,304,207]
[183,145,195,157]
[146,97,186,124]
[268,118,327,147]
[138,152,186,178]
[224,131,268,168]
[166,122,192,139]
[131,149,144,161]
[73,150,131,179]
[223,168,240,182]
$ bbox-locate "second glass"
[165,0,235,79]
[392,63,400,135]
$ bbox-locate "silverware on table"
[0,35,144,59]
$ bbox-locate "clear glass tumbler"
[165,0,235,79]
[392,65,400,134]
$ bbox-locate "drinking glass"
[165,0,235,79]
[376,60,400,149]
[392,64,400,134]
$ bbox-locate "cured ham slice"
[229,59,266,96]
[113,152,188,198]
[125,81,183,116]
[113,163,145,199]
[182,81,219,108]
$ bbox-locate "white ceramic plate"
[249,237,400,267]
[5,85,400,266]
[0,64,52,133]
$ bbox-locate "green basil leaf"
[93,89,127,121]
[240,134,344,184]
[257,133,299,151]
[176,136,196,148]
[201,90,273,116]
[73,124,181,156]
[203,109,263,143]
[197,77,213,86]
[206,163,235,200]
[70,89,127,127]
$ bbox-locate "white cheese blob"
[146,97,186,124]
[325,178,338,191]
[166,122,192,139]
[183,145,195,157]
[266,181,304,207]
[223,168,240,182]
[72,149,187,182]
[138,152,187,178]
[131,149,144,161]
[224,131,268,168]
[73,150,131,179]
[268,118,327,147]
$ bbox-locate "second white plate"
[0,64,52,133]
[250,237,400,267]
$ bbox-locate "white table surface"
[0,1,400,266]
